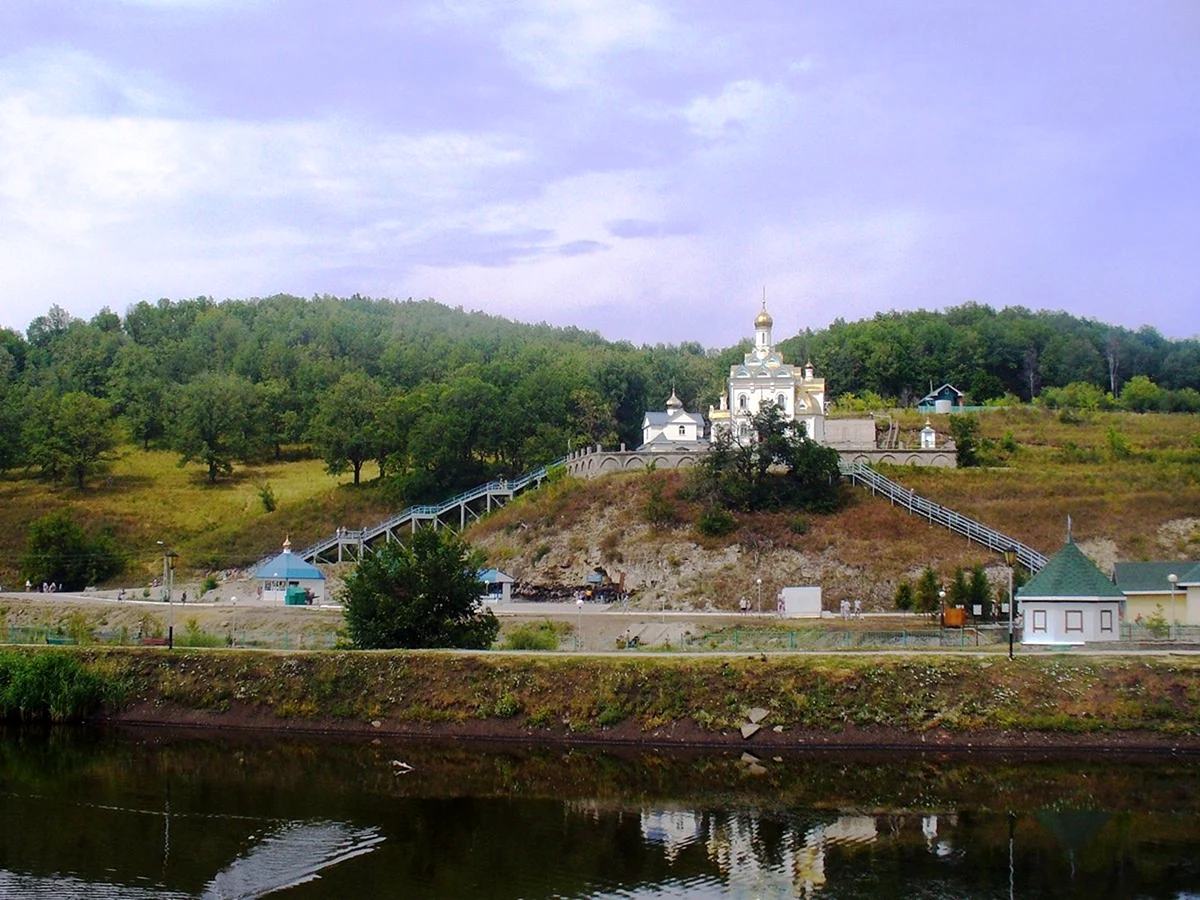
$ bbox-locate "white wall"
[1021,600,1121,644]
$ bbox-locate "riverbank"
[58,647,1200,751]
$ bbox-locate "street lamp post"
[1004,548,1018,660]
[231,596,237,648]
[157,541,176,650]
[756,578,763,615]
[576,596,584,651]
[1168,573,1178,641]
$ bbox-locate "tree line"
[0,295,1196,498]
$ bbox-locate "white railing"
[290,457,567,563]
[838,461,1048,572]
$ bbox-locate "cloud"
[0,51,525,237]
[437,0,679,91]
[606,218,696,239]
[557,239,607,256]
[682,79,795,141]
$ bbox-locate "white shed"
[777,586,823,618]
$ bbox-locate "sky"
[1,0,1197,346]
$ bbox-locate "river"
[2,727,1198,898]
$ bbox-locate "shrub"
[598,530,623,564]
[257,481,277,512]
[493,693,523,717]
[179,618,225,648]
[201,575,219,594]
[697,505,737,537]
[789,514,810,535]
[641,478,678,528]
[1107,427,1132,460]
[502,621,561,651]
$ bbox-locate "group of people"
[839,598,863,620]
[24,580,59,593]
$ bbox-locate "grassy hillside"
[1,408,1196,601]
[0,448,396,584]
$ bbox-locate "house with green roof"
[1114,560,1200,627]
[1017,537,1124,645]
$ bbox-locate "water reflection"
[2,728,1199,899]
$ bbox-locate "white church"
[708,300,827,445]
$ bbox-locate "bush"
[696,506,737,537]
[502,621,561,651]
[641,478,678,528]
[178,618,225,648]
[201,575,219,594]
[19,510,125,590]
[788,515,810,535]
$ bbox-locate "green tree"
[915,567,940,617]
[1120,375,1166,412]
[948,415,981,467]
[109,344,167,449]
[968,564,992,620]
[309,372,385,484]
[691,404,842,513]
[25,391,119,488]
[948,567,971,610]
[894,581,915,613]
[170,373,261,482]
[19,510,124,589]
[341,528,499,649]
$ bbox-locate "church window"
[776,393,786,408]
[678,425,686,436]
[739,423,750,437]
[738,394,748,409]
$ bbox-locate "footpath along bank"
[28,648,1200,751]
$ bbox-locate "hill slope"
[0,408,1196,606]
[468,407,1200,610]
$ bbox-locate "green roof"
[1181,562,1200,586]
[1113,561,1200,593]
[1018,539,1124,599]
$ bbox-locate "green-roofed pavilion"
[1018,537,1123,645]
[1019,538,1124,600]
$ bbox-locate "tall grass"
[0,651,124,722]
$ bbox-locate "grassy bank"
[40,647,1200,747]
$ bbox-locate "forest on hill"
[0,294,1197,506]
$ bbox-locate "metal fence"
[681,626,1011,652]
[2,626,339,651]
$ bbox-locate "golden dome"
[755,305,773,329]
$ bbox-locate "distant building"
[708,300,826,445]
[918,384,966,413]
[1114,560,1200,626]
[640,389,707,450]
[254,537,326,604]
[1018,537,1123,644]
[478,568,515,603]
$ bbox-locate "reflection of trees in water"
[0,821,384,900]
